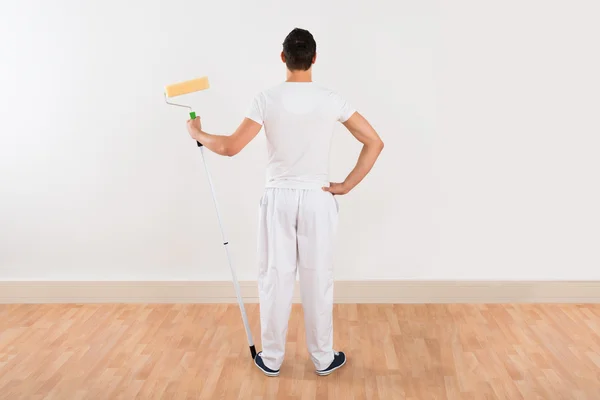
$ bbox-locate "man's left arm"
[186,116,262,156]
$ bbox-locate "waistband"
[265,179,329,190]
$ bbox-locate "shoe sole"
[315,357,347,376]
[254,358,280,377]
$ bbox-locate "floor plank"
[0,304,599,399]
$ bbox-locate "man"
[186,28,384,377]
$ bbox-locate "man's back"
[246,82,355,189]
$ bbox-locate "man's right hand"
[322,182,350,195]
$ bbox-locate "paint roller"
[164,76,210,147]
[163,76,257,360]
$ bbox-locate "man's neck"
[286,69,312,82]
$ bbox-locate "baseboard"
[1,281,599,304]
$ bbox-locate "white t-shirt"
[246,82,356,190]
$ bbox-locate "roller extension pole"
[197,143,257,360]
[164,76,256,359]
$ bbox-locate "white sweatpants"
[257,187,339,371]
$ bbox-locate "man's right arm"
[323,112,384,195]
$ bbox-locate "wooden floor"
[0,304,599,399]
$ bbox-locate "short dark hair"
[282,28,316,71]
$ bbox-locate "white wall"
[1,0,598,281]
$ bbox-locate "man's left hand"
[322,182,350,195]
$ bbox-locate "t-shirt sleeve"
[245,93,265,125]
[332,91,356,123]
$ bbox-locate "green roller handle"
[189,111,203,147]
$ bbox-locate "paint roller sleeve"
[164,76,210,98]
